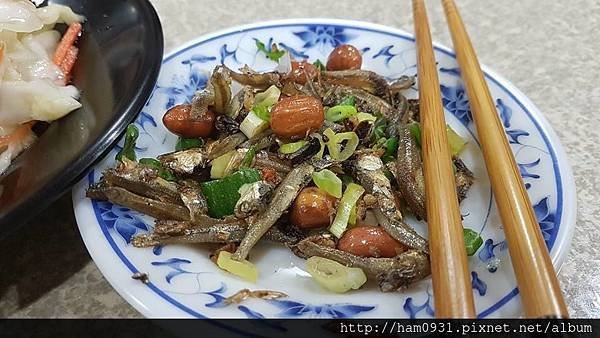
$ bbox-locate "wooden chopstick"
[412,0,476,318]
[440,0,569,318]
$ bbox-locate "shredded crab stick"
[52,22,82,81]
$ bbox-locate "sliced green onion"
[324,128,360,162]
[240,111,270,139]
[279,140,308,154]
[240,145,257,168]
[355,112,377,123]
[175,137,203,151]
[381,136,399,163]
[325,105,357,122]
[312,169,342,198]
[254,85,281,111]
[252,104,271,122]
[408,123,466,156]
[116,124,139,161]
[446,125,467,155]
[217,251,258,282]
[348,204,357,226]
[313,134,326,159]
[306,256,367,293]
[463,228,483,256]
[329,183,365,238]
[210,150,236,179]
[313,59,326,71]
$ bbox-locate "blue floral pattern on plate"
[75,20,571,321]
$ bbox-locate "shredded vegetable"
[312,169,343,198]
[329,183,365,238]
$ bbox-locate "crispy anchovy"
[210,66,232,114]
[101,159,182,205]
[234,181,274,219]
[87,184,191,221]
[224,65,281,90]
[254,151,293,175]
[132,221,302,247]
[225,86,247,119]
[354,154,428,252]
[240,130,276,150]
[205,132,247,159]
[294,237,430,292]
[396,125,427,221]
[454,157,475,202]
[190,89,214,118]
[178,180,208,221]
[322,85,396,122]
[401,99,420,124]
[232,162,315,261]
[158,133,246,175]
[321,70,390,100]
[374,209,429,254]
[389,75,416,93]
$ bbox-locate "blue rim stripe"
[91,22,563,319]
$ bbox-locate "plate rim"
[72,18,577,320]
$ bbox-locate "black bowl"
[0,0,163,239]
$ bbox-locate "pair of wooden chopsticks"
[412,0,569,318]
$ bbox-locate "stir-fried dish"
[0,0,83,175]
[88,42,482,293]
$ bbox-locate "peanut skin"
[287,61,318,85]
[290,187,337,229]
[337,226,407,258]
[270,95,324,139]
[326,44,362,71]
[163,104,215,138]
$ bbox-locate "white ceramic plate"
[72,19,576,321]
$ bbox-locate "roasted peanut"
[326,44,362,71]
[163,104,215,138]
[270,95,324,139]
[290,187,337,229]
[287,60,318,85]
[337,226,406,258]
